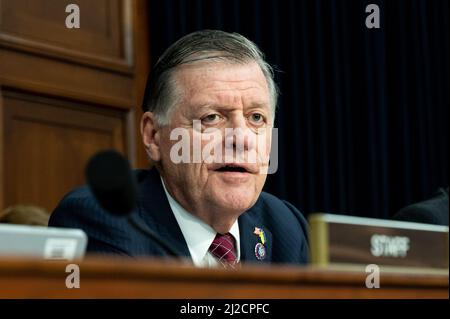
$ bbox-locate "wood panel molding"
[0,0,134,74]
[0,47,134,109]
[0,88,127,212]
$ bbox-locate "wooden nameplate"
[309,214,449,272]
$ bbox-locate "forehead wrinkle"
[174,61,271,117]
[210,85,265,93]
[187,87,270,112]
[177,60,267,85]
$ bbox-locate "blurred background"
[0,0,448,221]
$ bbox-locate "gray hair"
[142,30,278,125]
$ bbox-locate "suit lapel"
[238,209,272,264]
[135,169,273,263]
[136,169,191,258]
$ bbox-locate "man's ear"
[141,112,161,162]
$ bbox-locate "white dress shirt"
[160,177,241,267]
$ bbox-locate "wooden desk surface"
[0,256,448,298]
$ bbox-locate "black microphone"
[85,150,181,257]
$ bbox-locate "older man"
[50,30,308,267]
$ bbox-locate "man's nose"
[224,115,256,151]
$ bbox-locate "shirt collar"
[160,176,240,266]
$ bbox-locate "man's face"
[143,60,273,228]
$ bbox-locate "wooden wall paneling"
[0,0,150,212]
[0,47,134,109]
[0,0,133,73]
[0,88,4,211]
[131,0,150,168]
[1,88,126,212]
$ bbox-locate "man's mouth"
[215,165,248,173]
[210,163,258,174]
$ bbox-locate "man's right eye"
[201,114,222,125]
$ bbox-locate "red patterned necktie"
[208,233,239,268]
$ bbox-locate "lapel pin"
[253,227,267,260]
[253,227,266,245]
[254,242,266,260]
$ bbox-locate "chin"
[214,190,257,213]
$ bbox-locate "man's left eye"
[249,113,264,123]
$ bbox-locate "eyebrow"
[192,102,270,112]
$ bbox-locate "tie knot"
[208,233,238,267]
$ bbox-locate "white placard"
[44,238,78,260]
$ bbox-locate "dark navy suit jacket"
[49,169,309,265]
